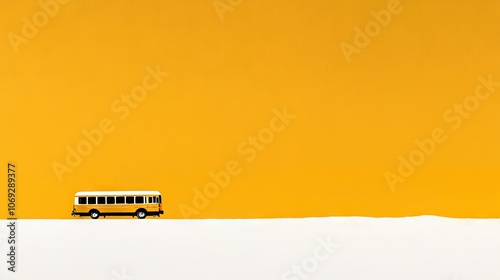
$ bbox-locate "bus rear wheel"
[136,209,147,219]
[90,210,100,219]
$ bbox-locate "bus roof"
[75,191,161,196]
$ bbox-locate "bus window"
[136,196,144,204]
[78,197,87,204]
[148,197,153,203]
[97,197,106,204]
[159,195,162,203]
[107,197,115,204]
[116,197,125,204]
[126,197,134,204]
[88,197,96,204]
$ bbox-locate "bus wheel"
[136,209,147,219]
[90,210,100,219]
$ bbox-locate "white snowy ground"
[1,216,500,280]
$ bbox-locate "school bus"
[71,191,164,219]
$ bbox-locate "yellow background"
[1,0,500,219]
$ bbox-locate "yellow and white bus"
[71,191,164,219]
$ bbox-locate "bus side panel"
[74,204,92,215]
[146,196,159,212]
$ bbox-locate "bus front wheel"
[90,210,100,219]
[136,209,147,219]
